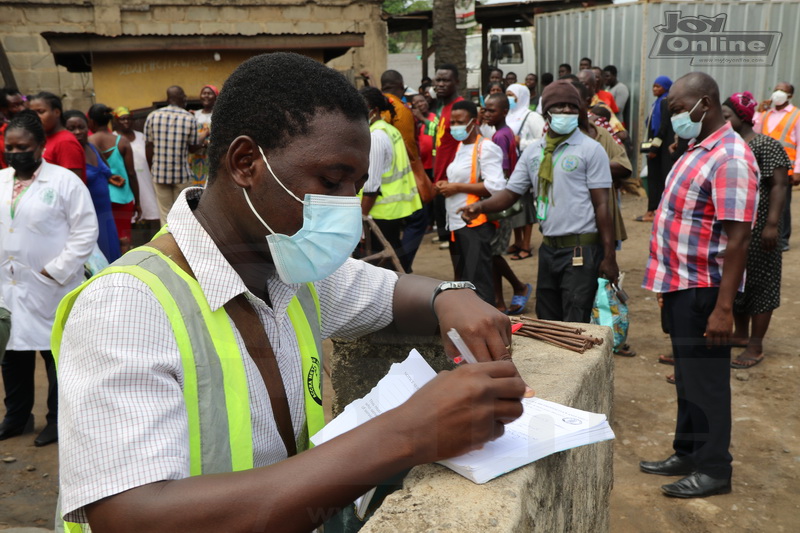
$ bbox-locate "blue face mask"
[242,146,363,284]
[671,98,706,140]
[451,120,474,142]
[548,113,579,135]
[508,96,517,111]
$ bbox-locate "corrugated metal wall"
[536,1,800,173]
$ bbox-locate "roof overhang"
[41,32,365,72]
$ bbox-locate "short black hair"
[380,69,404,88]
[207,52,367,185]
[560,74,579,82]
[487,81,504,93]
[490,67,503,76]
[590,105,611,121]
[436,63,460,81]
[602,65,617,76]
[452,99,477,119]
[580,57,592,64]
[63,109,88,125]
[7,109,46,145]
[506,71,517,78]
[559,63,572,73]
[486,93,509,111]
[541,73,554,85]
[359,86,396,120]
[87,103,113,126]
[31,91,62,113]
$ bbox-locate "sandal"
[510,248,533,260]
[506,244,522,255]
[614,343,637,357]
[634,213,655,222]
[658,353,675,366]
[730,354,764,369]
[665,374,676,385]
[507,283,533,315]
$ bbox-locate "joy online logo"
[650,11,782,66]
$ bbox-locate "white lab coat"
[0,162,98,350]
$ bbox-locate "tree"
[432,0,466,94]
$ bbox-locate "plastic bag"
[590,278,629,351]
[84,243,110,279]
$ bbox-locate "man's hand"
[457,202,482,223]
[792,173,800,186]
[40,268,54,280]
[434,288,513,362]
[395,361,531,463]
[761,223,779,251]
[598,254,619,284]
[133,203,143,224]
[757,99,771,113]
[705,305,733,346]
[411,107,425,122]
[435,181,460,198]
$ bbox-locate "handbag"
[590,277,629,351]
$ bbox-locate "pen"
[447,328,479,365]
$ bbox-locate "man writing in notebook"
[54,53,532,532]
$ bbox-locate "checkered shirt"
[57,187,398,523]
[642,122,759,293]
[144,105,198,184]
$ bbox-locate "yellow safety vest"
[51,244,324,532]
[365,120,422,220]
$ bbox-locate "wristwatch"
[431,281,477,317]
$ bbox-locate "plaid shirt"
[144,105,198,184]
[643,122,759,293]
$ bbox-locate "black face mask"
[4,151,41,174]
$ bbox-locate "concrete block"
[170,22,199,35]
[3,35,43,54]
[331,322,615,532]
[0,7,26,24]
[296,21,324,34]
[24,7,61,24]
[186,6,219,22]
[234,22,266,36]
[219,6,249,22]
[61,6,93,23]
[152,6,185,23]
[198,22,233,35]
[136,22,171,35]
[93,5,120,25]
[281,5,314,21]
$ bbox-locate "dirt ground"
[1,191,798,531]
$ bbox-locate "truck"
[466,28,536,99]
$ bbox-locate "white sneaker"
[439,241,450,250]
[432,236,441,243]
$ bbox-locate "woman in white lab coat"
[0,111,98,446]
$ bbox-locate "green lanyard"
[535,145,568,221]
[10,181,31,220]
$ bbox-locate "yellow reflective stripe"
[138,247,254,472]
[286,297,324,443]
[63,520,83,533]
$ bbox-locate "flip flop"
[730,354,764,369]
[634,214,654,222]
[505,244,522,255]
[614,343,637,357]
[511,248,533,260]
[507,283,533,315]
[658,353,675,366]
[666,374,676,385]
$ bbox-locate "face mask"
[547,113,579,135]
[671,98,706,140]
[451,120,474,142]
[242,146,363,284]
[428,86,437,100]
[4,151,40,174]
[771,90,790,107]
[508,96,517,111]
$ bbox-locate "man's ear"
[226,136,260,189]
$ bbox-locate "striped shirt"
[642,122,759,293]
[144,105,198,184]
[58,187,398,523]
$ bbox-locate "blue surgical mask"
[548,113,579,135]
[508,97,517,111]
[451,120,474,142]
[242,146,362,284]
[671,98,706,140]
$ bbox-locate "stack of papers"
[312,350,614,485]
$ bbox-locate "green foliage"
[384,0,433,53]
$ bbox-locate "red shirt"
[596,90,619,114]
[433,96,464,183]
[44,129,86,183]
[417,112,436,170]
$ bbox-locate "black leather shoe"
[0,414,34,441]
[661,472,732,498]
[640,454,695,476]
[34,422,58,447]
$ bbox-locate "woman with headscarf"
[189,84,217,186]
[637,76,687,222]
[64,110,121,262]
[722,92,791,369]
[504,83,545,261]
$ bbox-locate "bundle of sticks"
[511,316,604,354]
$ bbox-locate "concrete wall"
[0,0,386,111]
[331,323,615,532]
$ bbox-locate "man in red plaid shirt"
[640,73,759,499]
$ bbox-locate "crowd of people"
[0,49,796,530]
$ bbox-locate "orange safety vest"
[761,107,800,163]
[465,136,488,228]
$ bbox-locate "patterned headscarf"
[723,91,757,125]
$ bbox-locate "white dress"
[117,130,159,221]
[0,162,98,350]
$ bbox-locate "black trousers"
[664,288,732,479]
[1,350,57,426]
[536,243,602,323]
[780,183,791,246]
[433,194,449,241]
[452,224,495,304]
